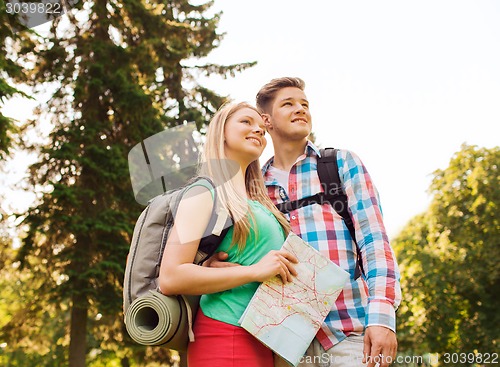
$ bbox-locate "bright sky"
[2,0,500,239]
[197,0,500,237]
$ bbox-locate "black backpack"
[275,148,364,279]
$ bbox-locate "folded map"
[239,232,350,366]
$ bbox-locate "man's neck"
[271,139,308,172]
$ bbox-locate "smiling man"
[257,77,402,367]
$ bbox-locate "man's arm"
[339,150,402,366]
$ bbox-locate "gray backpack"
[123,176,231,351]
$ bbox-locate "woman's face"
[223,107,267,166]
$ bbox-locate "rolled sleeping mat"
[125,290,200,351]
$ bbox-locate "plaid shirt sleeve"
[339,149,402,331]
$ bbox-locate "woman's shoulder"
[184,176,215,200]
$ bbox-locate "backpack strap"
[187,177,233,265]
[275,148,364,279]
[180,294,196,342]
[318,148,363,279]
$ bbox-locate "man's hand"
[203,251,239,268]
[363,326,397,367]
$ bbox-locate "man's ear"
[261,113,272,130]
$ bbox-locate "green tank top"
[200,200,286,326]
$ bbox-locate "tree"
[393,144,500,363]
[11,1,255,366]
[0,10,45,366]
[0,2,35,159]
[0,231,70,367]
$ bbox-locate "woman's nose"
[254,125,265,135]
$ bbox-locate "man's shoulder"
[319,147,362,163]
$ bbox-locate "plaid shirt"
[262,141,401,350]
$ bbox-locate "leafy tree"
[9,1,255,366]
[0,3,34,159]
[0,232,69,367]
[0,10,42,366]
[393,144,500,364]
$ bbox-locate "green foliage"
[0,233,68,366]
[394,144,500,364]
[0,2,34,159]
[6,0,255,366]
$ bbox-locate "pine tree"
[0,3,34,159]
[13,1,255,366]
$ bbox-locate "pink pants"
[187,309,274,367]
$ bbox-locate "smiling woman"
[157,101,297,367]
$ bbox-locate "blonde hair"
[199,102,290,250]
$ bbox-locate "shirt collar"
[262,140,321,184]
[306,140,322,157]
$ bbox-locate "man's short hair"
[256,77,305,114]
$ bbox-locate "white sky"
[2,0,500,239]
[197,0,500,237]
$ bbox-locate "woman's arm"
[158,185,297,296]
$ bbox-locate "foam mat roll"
[125,290,199,351]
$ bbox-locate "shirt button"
[291,215,297,220]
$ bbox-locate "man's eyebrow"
[278,97,309,103]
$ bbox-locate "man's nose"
[295,103,306,113]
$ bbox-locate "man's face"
[263,87,312,141]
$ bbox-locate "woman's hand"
[250,250,299,283]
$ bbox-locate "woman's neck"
[232,167,248,199]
